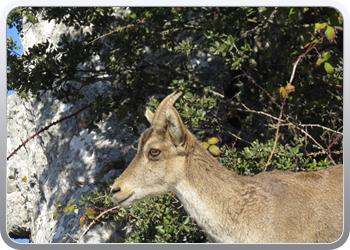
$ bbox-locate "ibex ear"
[166,106,186,146]
[145,109,154,124]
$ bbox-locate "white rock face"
[6,88,141,243]
[7,10,139,243]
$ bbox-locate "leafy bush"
[218,137,332,176]
[7,7,343,243]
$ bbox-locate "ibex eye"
[149,149,161,156]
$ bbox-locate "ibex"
[111,92,343,243]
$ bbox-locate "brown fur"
[111,92,343,243]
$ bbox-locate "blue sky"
[7,24,29,244]
[7,23,23,98]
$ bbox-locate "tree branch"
[7,104,92,161]
[76,205,120,243]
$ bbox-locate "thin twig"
[269,123,320,147]
[291,124,336,165]
[64,233,78,243]
[7,104,92,161]
[241,103,342,136]
[243,72,281,109]
[290,33,322,84]
[231,130,241,149]
[268,122,339,165]
[264,100,286,171]
[328,134,343,150]
[289,54,302,84]
[239,103,286,123]
[275,123,343,135]
[76,205,120,243]
[207,88,224,98]
[85,19,145,45]
[241,102,342,162]
[307,151,342,156]
[238,103,343,162]
[224,130,252,145]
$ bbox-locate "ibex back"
[111,92,343,243]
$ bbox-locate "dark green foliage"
[8,7,343,243]
[218,138,332,176]
[7,7,342,163]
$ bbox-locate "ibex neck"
[173,139,249,242]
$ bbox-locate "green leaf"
[279,87,287,98]
[325,26,336,41]
[184,226,193,232]
[338,17,343,25]
[86,207,96,216]
[202,141,209,149]
[130,13,137,19]
[80,215,86,227]
[163,219,169,231]
[285,82,295,93]
[208,137,220,144]
[228,35,234,43]
[231,60,240,70]
[69,199,76,205]
[209,144,221,156]
[315,22,327,32]
[183,216,190,224]
[322,51,331,61]
[316,58,325,66]
[290,51,298,57]
[69,205,75,213]
[26,14,35,23]
[324,62,334,74]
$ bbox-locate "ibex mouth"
[116,192,134,206]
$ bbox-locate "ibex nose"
[111,186,121,196]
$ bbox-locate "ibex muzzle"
[111,92,343,243]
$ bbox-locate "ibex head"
[111,92,187,207]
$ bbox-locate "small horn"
[152,91,182,130]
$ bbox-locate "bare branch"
[224,130,252,145]
[242,72,281,109]
[268,123,337,165]
[277,123,343,135]
[240,102,342,136]
[264,101,285,171]
[7,104,92,161]
[76,205,120,243]
[85,19,145,45]
[239,103,286,122]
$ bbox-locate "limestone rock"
[7,8,140,243]
[7,88,142,243]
